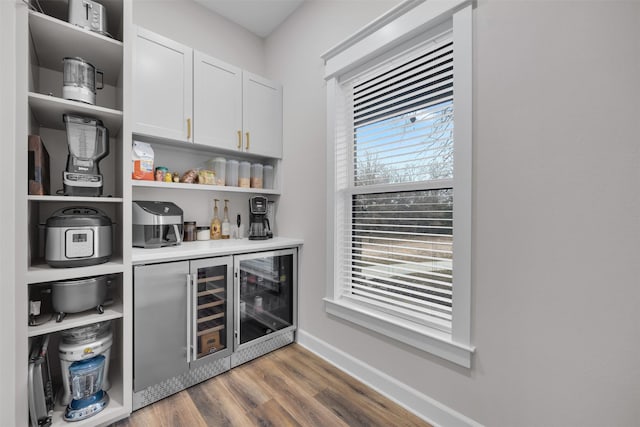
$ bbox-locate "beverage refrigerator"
[233,248,297,364]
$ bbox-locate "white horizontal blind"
[337,32,455,331]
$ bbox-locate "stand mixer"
[63,114,109,197]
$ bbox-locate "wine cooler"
[234,248,297,351]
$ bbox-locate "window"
[323,0,474,367]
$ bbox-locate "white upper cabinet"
[133,27,193,143]
[133,27,283,158]
[242,72,283,159]
[194,52,243,151]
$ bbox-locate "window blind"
[336,31,455,331]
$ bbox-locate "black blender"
[63,114,109,197]
[248,196,272,240]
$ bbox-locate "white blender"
[59,321,112,421]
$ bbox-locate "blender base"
[64,390,109,422]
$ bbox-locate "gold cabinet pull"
[237,130,242,149]
[187,118,191,140]
[245,132,250,150]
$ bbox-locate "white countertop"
[131,236,303,264]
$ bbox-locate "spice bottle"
[210,199,221,240]
[221,199,230,239]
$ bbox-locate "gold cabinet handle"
[237,130,242,149]
[245,131,250,151]
[187,118,191,140]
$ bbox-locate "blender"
[63,114,109,197]
[59,321,112,421]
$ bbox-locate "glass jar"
[183,221,196,241]
[196,226,210,241]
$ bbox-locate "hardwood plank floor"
[112,344,432,427]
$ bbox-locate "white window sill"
[324,297,474,368]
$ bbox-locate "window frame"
[323,0,474,368]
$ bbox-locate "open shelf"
[29,10,123,85]
[131,179,280,195]
[27,258,125,284]
[27,301,124,338]
[29,92,123,134]
[28,195,123,203]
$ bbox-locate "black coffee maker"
[248,196,272,240]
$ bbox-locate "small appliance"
[63,114,109,197]
[28,335,54,427]
[59,321,112,421]
[248,196,272,240]
[68,0,109,37]
[51,275,112,322]
[62,57,104,105]
[45,206,112,268]
[132,201,183,248]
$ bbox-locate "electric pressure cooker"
[45,207,112,268]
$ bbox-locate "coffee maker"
[248,196,272,240]
[63,114,109,197]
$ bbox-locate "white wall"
[132,0,265,75]
[266,1,640,426]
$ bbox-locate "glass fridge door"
[235,248,297,348]
[190,256,233,364]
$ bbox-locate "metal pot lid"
[46,206,112,227]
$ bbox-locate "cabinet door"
[242,71,283,158]
[189,256,233,366]
[133,261,189,391]
[133,27,193,143]
[194,52,242,151]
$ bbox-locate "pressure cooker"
[45,206,112,268]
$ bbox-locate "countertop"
[131,236,304,264]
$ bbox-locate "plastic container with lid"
[263,165,274,189]
[212,157,226,186]
[239,161,251,188]
[226,160,239,186]
[196,226,210,241]
[250,163,263,189]
[183,221,196,241]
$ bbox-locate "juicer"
[63,114,109,197]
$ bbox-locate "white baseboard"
[296,329,483,427]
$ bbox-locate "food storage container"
[226,160,239,186]
[212,157,226,186]
[183,221,196,241]
[239,161,250,188]
[250,163,263,188]
[263,165,274,189]
[196,226,210,240]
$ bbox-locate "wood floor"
[112,343,432,427]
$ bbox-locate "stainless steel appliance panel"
[133,261,189,391]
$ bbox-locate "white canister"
[239,161,250,188]
[226,160,239,186]
[263,165,274,189]
[212,157,226,186]
[250,163,263,189]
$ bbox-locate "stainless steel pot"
[51,275,112,322]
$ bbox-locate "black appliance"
[248,196,272,240]
[63,114,109,197]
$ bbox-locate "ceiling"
[194,0,306,38]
